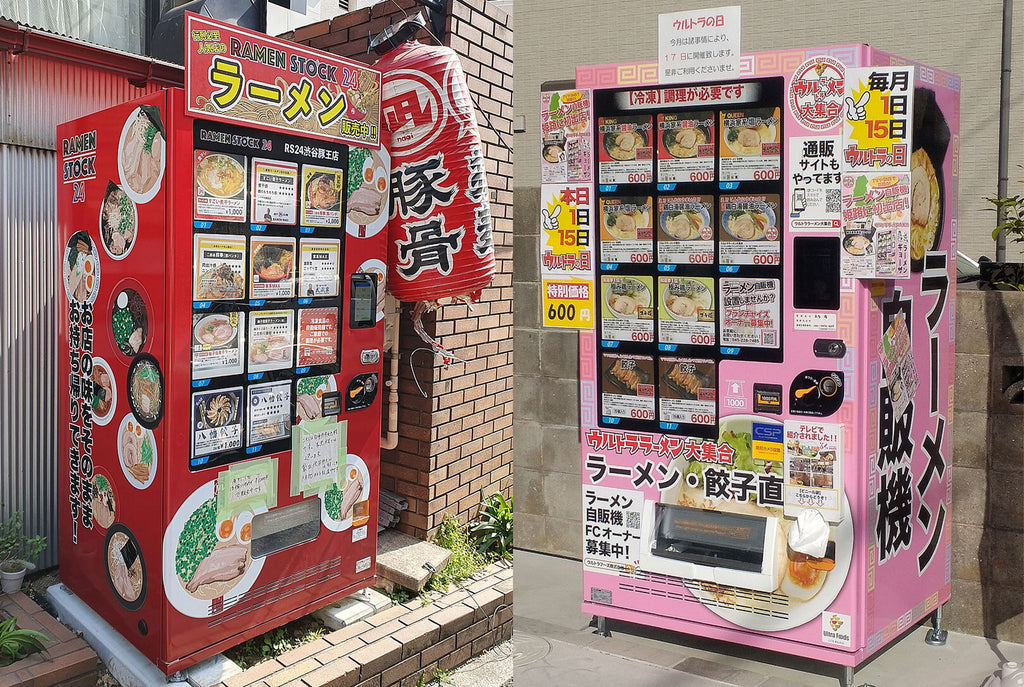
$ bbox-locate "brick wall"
[286,0,514,538]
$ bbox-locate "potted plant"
[983,167,1024,290]
[0,510,46,594]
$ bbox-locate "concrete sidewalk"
[513,550,1024,687]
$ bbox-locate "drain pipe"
[381,297,401,451]
[995,0,1013,261]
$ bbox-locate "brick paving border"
[0,591,99,687]
[215,562,512,687]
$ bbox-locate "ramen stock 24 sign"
[185,14,381,147]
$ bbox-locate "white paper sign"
[658,6,741,85]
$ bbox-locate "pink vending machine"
[570,47,959,685]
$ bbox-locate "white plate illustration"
[162,480,266,618]
[320,454,371,532]
[91,357,117,426]
[117,107,166,205]
[116,413,157,489]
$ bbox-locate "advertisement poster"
[840,172,911,279]
[788,136,842,231]
[541,184,594,329]
[658,357,716,427]
[657,195,714,265]
[878,313,920,418]
[597,115,653,185]
[191,387,243,457]
[194,150,247,222]
[250,237,296,299]
[842,66,914,173]
[185,14,381,146]
[251,158,298,225]
[599,195,653,264]
[298,238,340,298]
[297,308,339,367]
[601,352,655,421]
[657,276,715,346]
[248,309,294,373]
[719,194,780,266]
[193,234,246,301]
[301,165,344,228]
[784,421,843,522]
[720,277,781,349]
[601,275,654,343]
[656,112,715,183]
[247,381,291,446]
[541,89,592,183]
[657,6,741,84]
[192,311,245,378]
[719,107,781,182]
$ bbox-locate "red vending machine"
[56,15,389,673]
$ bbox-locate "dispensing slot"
[250,498,321,558]
[651,503,766,572]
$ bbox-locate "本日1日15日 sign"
[658,6,741,85]
[185,13,381,146]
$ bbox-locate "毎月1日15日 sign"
[185,13,381,147]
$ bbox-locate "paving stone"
[224,658,283,687]
[277,638,332,667]
[380,654,421,686]
[314,638,366,666]
[360,617,406,644]
[427,603,475,639]
[349,637,403,679]
[265,657,323,687]
[298,656,360,687]
[375,530,452,592]
[391,619,440,659]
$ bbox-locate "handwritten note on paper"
[216,457,277,520]
[291,417,347,497]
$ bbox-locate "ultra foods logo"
[829,614,844,631]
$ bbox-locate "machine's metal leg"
[594,615,610,637]
[925,605,949,646]
[841,665,854,687]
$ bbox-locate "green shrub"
[472,493,513,560]
[0,616,48,667]
[427,515,485,592]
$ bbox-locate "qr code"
[625,510,641,529]
[825,189,841,213]
[762,330,777,347]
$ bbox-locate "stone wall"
[286,0,514,539]
[950,288,1024,640]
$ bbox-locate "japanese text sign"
[541,184,595,329]
[842,66,914,172]
[658,6,740,85]
[185,14,381,146]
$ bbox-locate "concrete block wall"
[950,289,1024,641]
[287,0,514,538]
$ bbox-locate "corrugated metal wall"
[0,144,59,568]
[0,46,165,569]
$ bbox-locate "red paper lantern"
[376,41,494,303]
